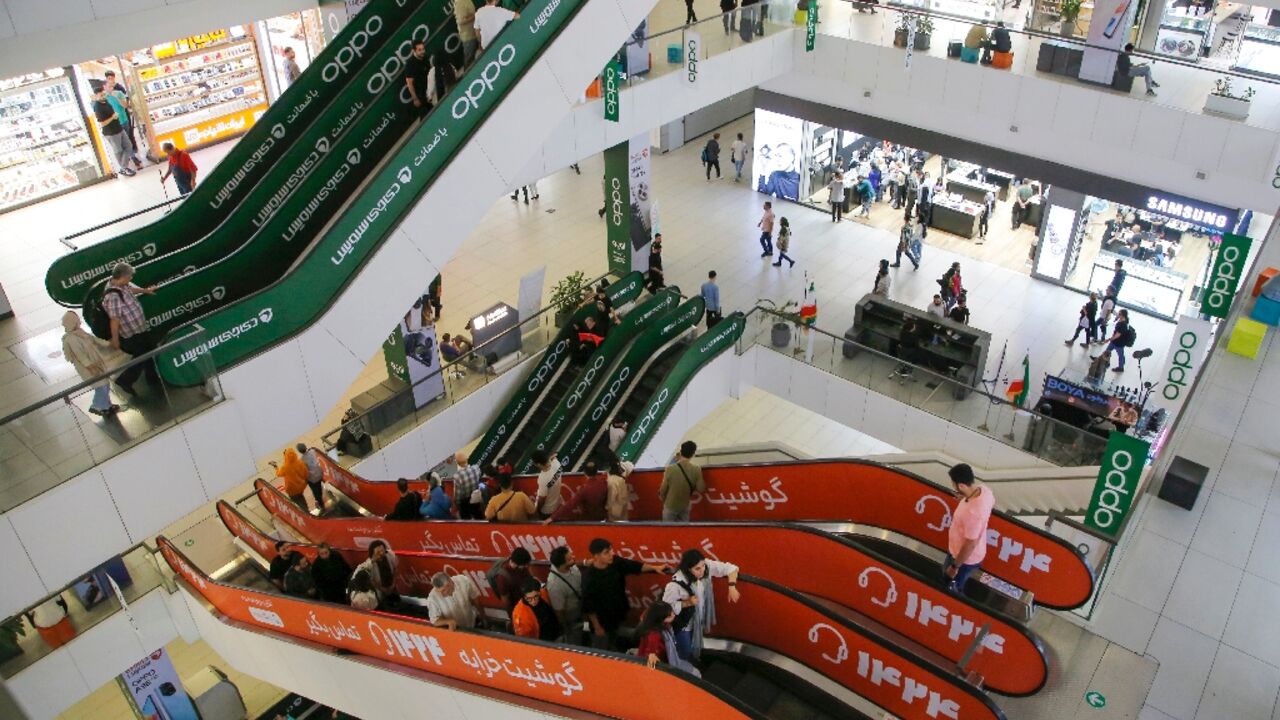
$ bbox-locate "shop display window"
[0,69,104,212]
[258,11,327,99]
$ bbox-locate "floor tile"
[1145,617,1219,720]
[1213,443,1280,508]
[1196,644,1280,720]
[1162,549,1244,640]
[1189,491,1264,569]
[1089,591,1160,655]
[1224,574,1280,669]
[1107,529,1188,614]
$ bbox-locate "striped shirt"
[102,284,146,338]
[454,463,482,503]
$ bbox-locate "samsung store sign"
[1143,194,1237,231]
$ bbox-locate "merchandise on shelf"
[129,29,268,157]
[0,70,103,212]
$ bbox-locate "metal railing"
[58,195,186,252]
[0,328,223,513]
[737,304,1111,466]
[319,272,612,458]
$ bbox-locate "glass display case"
[1155,4,1215,61]
[1088,249,1187,320]
[890,0,999,22]
[0,69,103,213]
[1235,23,1280,78]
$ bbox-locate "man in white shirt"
[531,449,565,517]
[546,546,584,645]
[729,132,748,182]
[426,572,484,630]
[926,294,946,318]
[474,0,518,51]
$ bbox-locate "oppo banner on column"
[1079,0,1136,83]
[122,648,199,720]
[1150,314,1213,419]
[602,135,654,276]
[1085,432,1150,538]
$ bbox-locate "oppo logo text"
[366,24,432,97]
[1090,451,1134,531]
[1205,244,1242,311]
[322,15,385,83]
[1162,331,1199,400]
[609,177,625,225]
[686,39,699,82]
[452,44,517,120]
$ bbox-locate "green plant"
[756,298,802,325]
[897,15,912,32]
[1212,76,1255,101]
[0,617,27,655]
[916,16,934,34]
[550,271,590,315]
[1059,0,1083,22]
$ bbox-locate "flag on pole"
[1006,353,1030,406]
[799,279,817,326]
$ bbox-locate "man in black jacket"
[1118,44,1159,96]
[385,478,424,520]
[704,133,721,180]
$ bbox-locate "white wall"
[0,0,316,79]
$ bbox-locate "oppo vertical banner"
[604,141,630,276]
[627,135,654,273]
[1202,233,1253,320]
[382,325,410,386]
[1079,0,1136,83]
[1085,432,1150,538]
[684,30,701,86]
[603,60,621,123]
[1150,315,1213,419]
[122,648,200,720]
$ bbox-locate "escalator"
[44,0,449,305]
[212,500,1006,720]
[78,0,463,340]
[468,272,643,470]
[148,0,632,387]
[253,478,1049,697]
[588,339,687,460]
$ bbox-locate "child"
[772,217,796,267]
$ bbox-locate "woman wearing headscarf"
[355,540,400,608]
[661,548,740,661]
[272,447,311,510]
[61,310,126,416]
[634,601,700,676]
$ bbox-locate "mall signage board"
[1085,433,1150,538]
[1202,233,1253,320]
[603,60,620,122]
[684,30,700,86]
[805,0,818,52]
[1149,314,1213,418]
[603,141,630,276]
[1142,194,1238,231]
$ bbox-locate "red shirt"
[550,474,609,521]
[167,148,197,175]
[636,630,666,661]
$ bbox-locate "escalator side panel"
[44,0,431,304]
[157,536,760,720]
[254,479,1049,696]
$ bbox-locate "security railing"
[738,305,1110,466]
[0,328,223,513]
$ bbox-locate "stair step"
[702,660,744,691]
[766,692,816,720]
[731,671,782,711]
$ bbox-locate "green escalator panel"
[82,2,457,339]
[556,295,705,469]
[514,288,681,473]
[469,271,643,470]
[44,0,439,305]
[615,312,744,462]
[155,0,593,388]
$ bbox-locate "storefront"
[0,68,106,212]
[1139,0,1280,76]
[255,11,328,100]
[891,0,1000,23]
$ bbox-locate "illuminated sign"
[1143,195,1236,230]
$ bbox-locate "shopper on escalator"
[284,554,317,598]
[160,142,198,196]
[659,441,704,522]
[662,549,740,661]
[485,474,536,522]
[454,0,479,66]
[348,569,380,610]
[272,447,312,511]
[490,548,534,613]
[311,544,353,604]
[475,0,518,51]
[581,538,671,650]
[356,541,400,608]
[268,541,295,590]
[420,475,454,519]
[547,546,585,644]
[427,571,484,630]
[426,53,460,107]
[944,464,995,595]
[385,477,424,521]
[546,460,610,523]
[297,443,326,512]
[635,602,700,676]
[403,40,432,116]
[102,263,161,395]
[512,578,563,641]
[454,451,485,519]
[532,450,566,519]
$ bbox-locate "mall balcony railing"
[0,328,223,514]
[318,272,612,461]
[737,304,1111,467]
[818,0,1280,130]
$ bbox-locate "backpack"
[700,147,708,164]
[90,287,126,340]
[485,558,509,595]
[1124,325,1137,347]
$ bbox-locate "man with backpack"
[702,133,721,181]
[1101,309,1135,372]
[385,477,423,521]
[102,263,160,395]
[487,547,533,613]
[659,441,705,522]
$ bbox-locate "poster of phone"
[122,648,199,720]
[752,109,804,202]
[401,296,445,409]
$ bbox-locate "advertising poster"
[122,648,200,720]
[1079,0,1136,84]
[627,134,654,273]
[603,141,630,277]
[626,20,651,76]
[382,325,410,386]
[1202,233,1253,319]
[751,109,803,202]
[401,295,445,409]
[1085,432,1150,538]
[1149,314,1213,419]
[683,29,701,86]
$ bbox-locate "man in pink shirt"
[945,463,995,594]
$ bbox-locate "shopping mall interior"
[1,0,1280,718]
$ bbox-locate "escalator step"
[702,661,744,691]
[767,692,817,720]
[731,672,781,711]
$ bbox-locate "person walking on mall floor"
[854,174,874,218]
[948,295,970,325]
[1119,43,1160,96]
[827,172,845,222]
[159,142,198,195]
[660,441,705,522]
[583,537,672,650]
[102,71,143,168]
[1110,259,1127,299]
[893,220,922,270]
[730,132,749,182]
[873,261,892,297]
[939,262,962,312]
[61,310,124,416]
[511,180,539,203]
[926,294,946,319]
[102,263,160,394]
[703,133,722,180]
[979,189,995,240]
[385,477,424,520]
[91,83,138,177]
[547,546,585,645]
[902,169,920,220]
[297,443,326,511]
[758,200,775,258]
[1065,303,1093,347]
[721,0,739,34]
[1100,309,1135,372]
[916,172,934,225]
[663,548,741,661]
[1096,287,1117,343]
[282,47,303,87]
[944,463,995,594]
[453,451,485,519]
[1010,180,1035,230]
[773,217,796,267]
[454,0,479,66]
[646,239,665,293]
[684,0,698,23]
[869,163,883,203]
[701,271,723,328]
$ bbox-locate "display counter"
[1089,249,1187,320]
[945,170,1000,205]
[0,70,103,212]
[930,193,982,239]
[849,293,991,398]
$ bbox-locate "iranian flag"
[1006,353,1030,407]
[799,280,817,326]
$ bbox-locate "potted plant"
[756,298,802,348]
[1059,0,1082,36]
[913,16,934,51]
[894,15,910,48]
[1205,76,1255,119]
[550,271,589,327]
[0,617,26,664]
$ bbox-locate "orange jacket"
[276,448,309,496]
[511,589,552,639]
